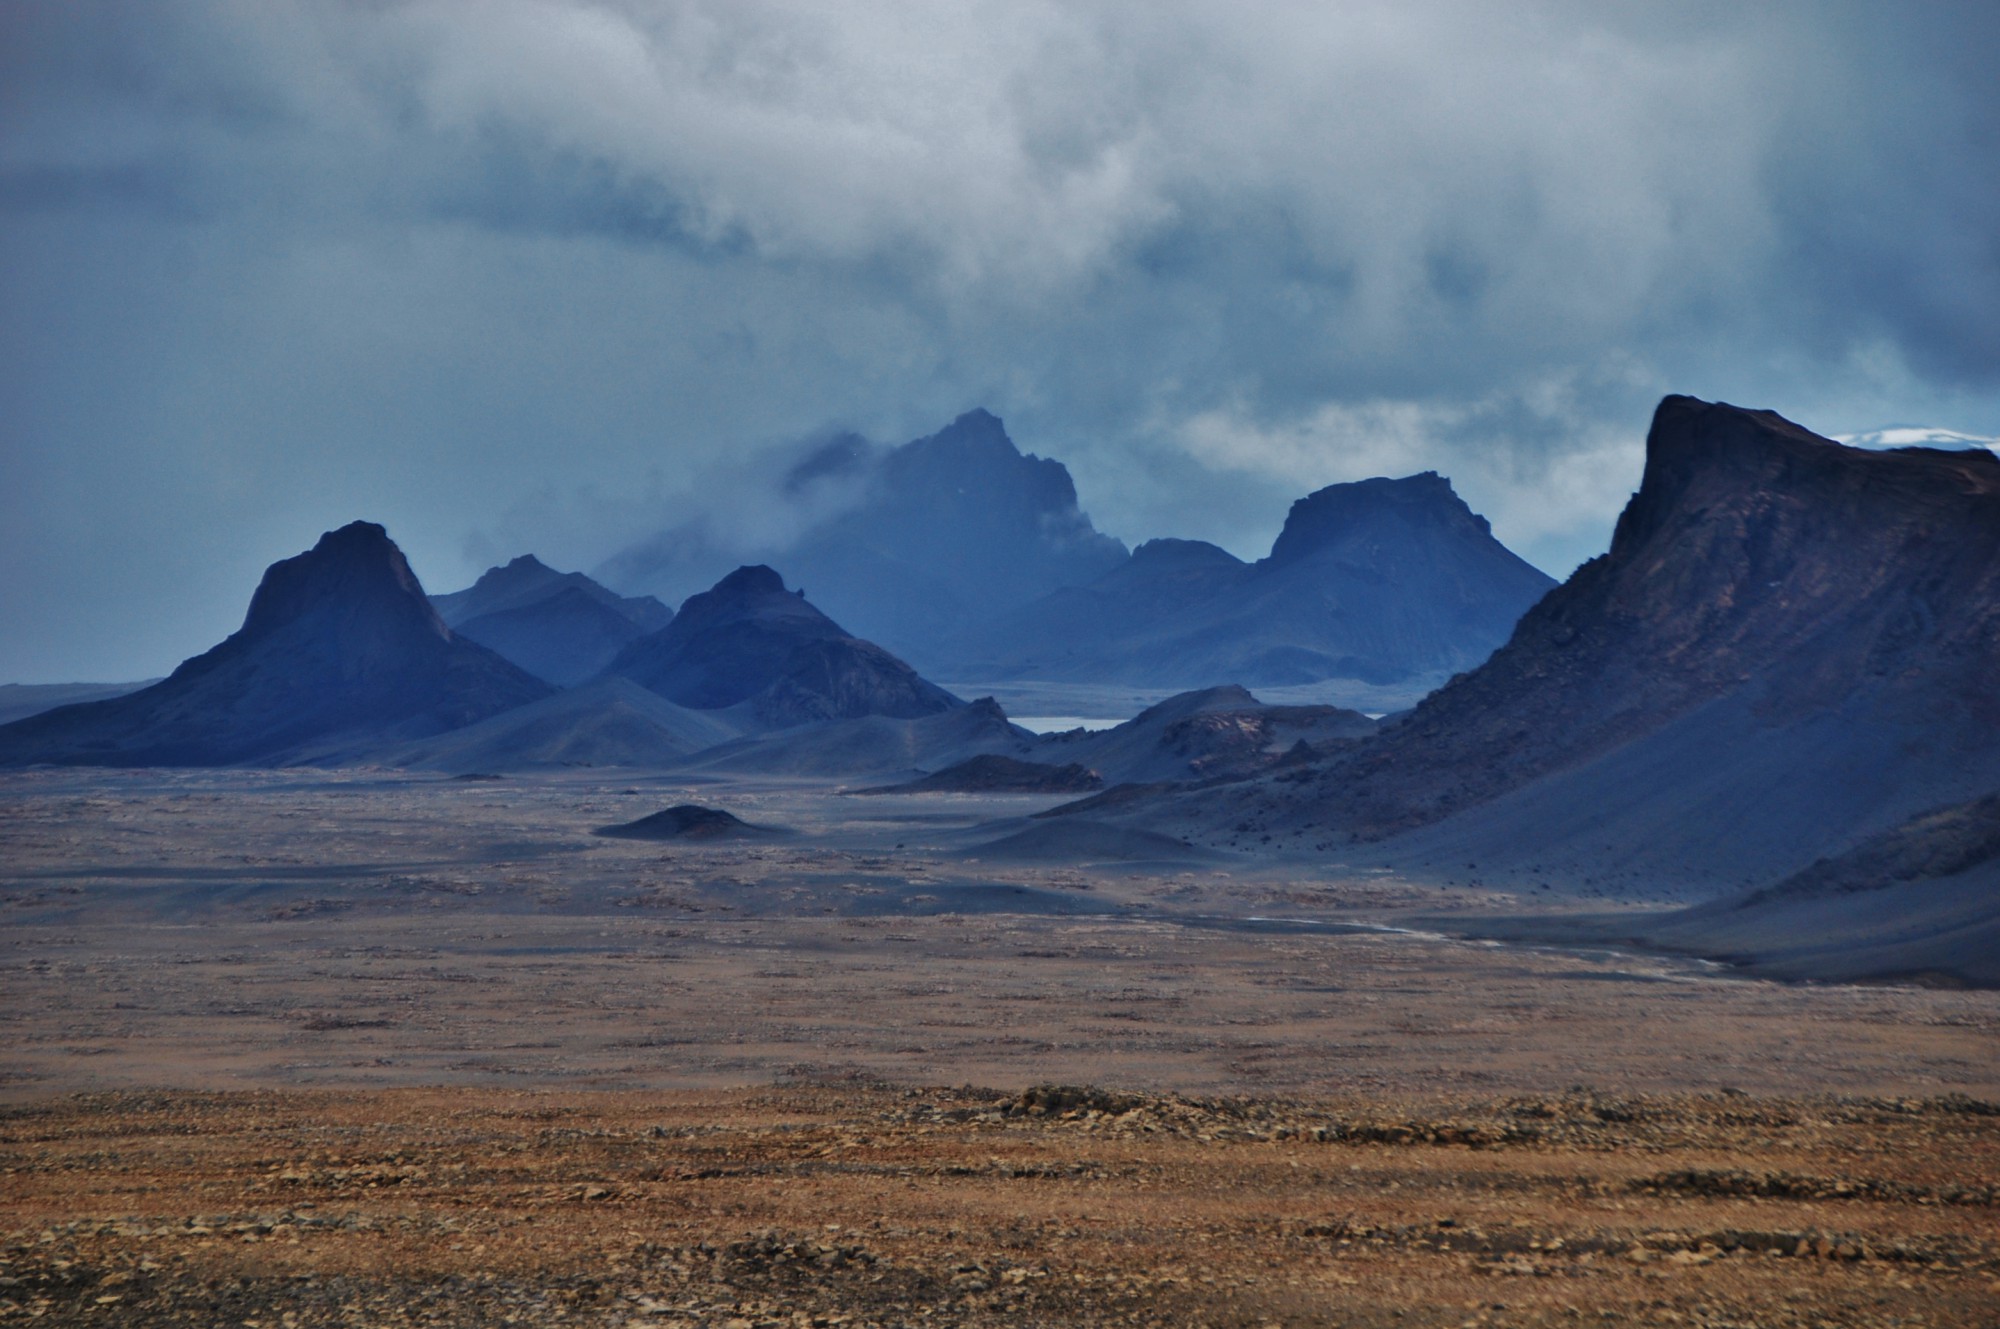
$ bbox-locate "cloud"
[2,1,1996,678]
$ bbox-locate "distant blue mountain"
[432,554,671,686]
[600,565,962,731]
[939,472,1556,689]
[597,410,1128,669]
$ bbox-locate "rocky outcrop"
[0,522,552,766]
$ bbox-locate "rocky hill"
[431,555,671,685]
[942,473,1555,690]
[0,522,551,766]
[600,565,963,730]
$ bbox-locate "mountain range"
[1075,396,2000,979]
[6,394,1989,982]
[939,472,1555,689]
[596,409,1555,695]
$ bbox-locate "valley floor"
[2,1085,1995,1327]
[1,767,1996,1324]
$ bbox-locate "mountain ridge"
[1100,396,2000,895]
[940,470,1555,689]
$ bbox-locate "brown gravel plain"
[2,767,1997,1326]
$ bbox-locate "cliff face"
[0,523,552,767]
[1129,397,2000,887]
[600,565,962,729]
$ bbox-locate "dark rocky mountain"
[1117,397,2000,898]
[600,565,962,730]
[941,473,1555,689]
[431,555,672,685]
[0,522,552,767]
[597,410,1128,668]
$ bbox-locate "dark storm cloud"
[3,0,1997,679]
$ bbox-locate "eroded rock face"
[0,522,552,767]
[1150,396,2000,877]
[600,565,962,729]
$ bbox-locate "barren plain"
[2,768,1996,1326]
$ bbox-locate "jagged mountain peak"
[666,565,834,640]
[1265,471,1491,567]
[239,519,446,645]
[0,521,550,767]
[709,564,793,598]
[1610,395,2000,561]
[597,409,1128,667]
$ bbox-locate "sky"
[3,1,1998,682]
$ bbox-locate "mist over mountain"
[431,555,672,686]
[597,411,1128,667]
[600,565,962,731]
[1109,397,2000,900]
[941,472,1555,689]
[0,523,550,767]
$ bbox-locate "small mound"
[593,804,783,841]
[860,754,1103,796]
[963,818,1218,864]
